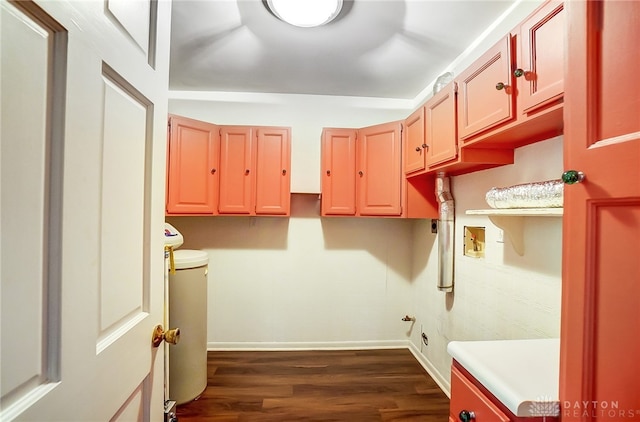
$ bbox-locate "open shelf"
[466,208,563,217]
[466,208,563,255]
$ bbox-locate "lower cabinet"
[450,363,560,422]
[450,365,510,422]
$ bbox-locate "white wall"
[409,136,563,394]
[167,200,416,349]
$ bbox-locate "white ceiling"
[169,0,516,100]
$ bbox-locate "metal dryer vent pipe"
[435,172,454,292]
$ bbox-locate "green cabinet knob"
[495,82,506,90]
[459,410,476,421]
[562,170,585,184]
[514,68,525,78]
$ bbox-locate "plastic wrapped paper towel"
[485,180,563,209]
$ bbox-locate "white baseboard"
[407,342,451,398]
[208,339,408,351]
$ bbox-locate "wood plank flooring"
[176,349,450,421]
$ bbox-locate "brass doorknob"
[152,324,180,347]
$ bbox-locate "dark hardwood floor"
[176,349,450,421]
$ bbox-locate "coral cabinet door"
[255,127,291,215]
[219,126,254,214]
[167,115,219,214]
[456,35,514,141]
[517,1,564,115]
[404,107,426,174]
[560,0,640,417]
[358,121,402,216]
[321,128,357,215]
[426,82,457,167]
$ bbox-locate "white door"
[1,0,171,420]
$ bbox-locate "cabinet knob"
[459,410,476,422]
[326,170,331,176]
[422,143,428,149]
[514,68,526,78]
[562,170,585,185]
[495,82,507,90]
[358,170,364,177]
[245,169,250,175]
[282,169,287,175]
[415,147,422,152]
[210,168,216,175]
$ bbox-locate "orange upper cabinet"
[321,128,357,216]
[166,117,291,217]
[218,126,255,215]
[255,127,291,215]
[452,1,564,150]
[358,121,403,216]
[404,107,426,174]
[456,35,514,141]
[321,122,403,217]
[219,125,292,216]
[516,1,564,115]
[426,82,458,167]
[166,115,220,215]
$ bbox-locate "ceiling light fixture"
[266,0,343,28]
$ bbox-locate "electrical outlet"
[431,219,438,234]
[497,229,504,243]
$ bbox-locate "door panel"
[358,122,402,216]
[105,0,150,56]
[0,2,62,409]
[255,127,291,215]
[321,129,357,215]
[111,379,150,422]
[166,116,219,214]
[404,107,426,174]
[99,69,149,347]
[219,126,254,214]
[560,0,640,415]
[519,1,564,114]
[426,83,457,166]
[0,0,170,420]
[457,36,514,140]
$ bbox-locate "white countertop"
[447,338,560,417]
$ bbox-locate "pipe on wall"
[435,172,454,292]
